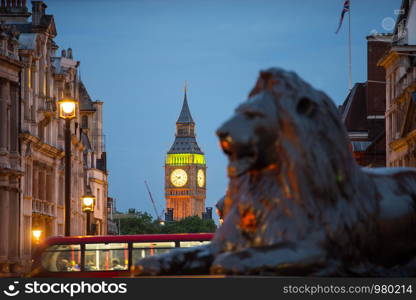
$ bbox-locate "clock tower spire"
[165,85,206,220]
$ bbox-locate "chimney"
[366,34,391,116]
[31,1,46,26]
[2,0,27,8]
[0,0,30,23]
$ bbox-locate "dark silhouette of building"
[202,207,213,220]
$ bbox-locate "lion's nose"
[220,139,232,154]
[217,130,233,155]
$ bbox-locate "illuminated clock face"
[197,169,205,187]
[170,169,188,187]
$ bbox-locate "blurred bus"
[30,233,213,277]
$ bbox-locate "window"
[58,177,64,205]
[46,174,52,202]
[132,242,175,265]
[32,169,38,199]
[58,224,63,235]
[28,67,31,89]
[84,243,128,271]
[38,171,45,200]
[179,241,211,248]
[24,164,31,196]
[6,107,10,151]
[41,244,81,272]
[82,116,88,129]
[38,123,44,141]
[23,216,31,255]
[43,73,47,95]
[30,67,35,89]
[97,188,100,209]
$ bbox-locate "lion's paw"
[133,256,163,276]
[210,252,251,275]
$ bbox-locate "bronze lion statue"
[135,68,416,276]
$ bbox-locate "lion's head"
[217,68,353,178]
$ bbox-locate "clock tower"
[165,86,206,220]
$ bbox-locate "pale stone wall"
[0,23,26,276]
[381,8,416,168]
[385,65,416,167]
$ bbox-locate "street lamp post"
[58,98,78,236]
[81,194,95,235]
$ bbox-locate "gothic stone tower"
[165,88,206,220]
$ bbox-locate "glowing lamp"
[81,194,95,212]
[58,98,78,119]
[32,229,42,242]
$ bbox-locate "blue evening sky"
[44,0,401,219]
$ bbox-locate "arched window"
[82,116,88,129]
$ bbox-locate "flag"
[335,0,350,34]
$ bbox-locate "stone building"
[379,0,416,167]
[78,81,108,236]
[339,34,391,167]
[164,88,207,220]
[0,1,109,276]
[0,20,25,276]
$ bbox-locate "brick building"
[339,34,391,167]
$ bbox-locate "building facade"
[0,19,25,276]
[164,88,207,220]
[339,34,391,167]
[379,0,416,167]
[78,81,108,236]
[0,1,109,276]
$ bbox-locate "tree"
[117,210,159,234]
[161,216,216,234]
[116,209,217,234]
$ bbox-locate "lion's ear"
[297,97,317,117]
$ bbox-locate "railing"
[38,99,56,114]
[0,48,19,60]
[32,198,55,217]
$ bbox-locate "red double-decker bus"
[30,233,214,277]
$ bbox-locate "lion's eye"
[297,97,316,117]
[244,111,263,120]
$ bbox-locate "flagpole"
[348,0,352,91]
